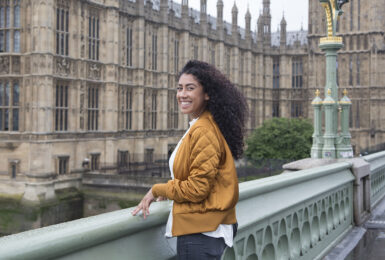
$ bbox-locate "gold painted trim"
[321,2,333,37]
[320,36,343,44]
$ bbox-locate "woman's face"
[177,73,209,119]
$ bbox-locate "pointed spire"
[232,1,238,30]
[257,15,263,34]
[261,0,271,46]
[280,13,287,48]
[200,0,207,25]
[182,0,188,17]
[245,4,251,19]
[232,1,238,14]
[231,1,238,39]
[201,0,207,14]
[245,4,251,33]
[217,0,223,22]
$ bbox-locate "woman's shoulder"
[188,113,222,149]
[189,112,216,136]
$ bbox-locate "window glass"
[13,5,19,27]
[13,30,19,52]
[12,82,18,106]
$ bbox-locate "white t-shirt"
[165,118,233,247]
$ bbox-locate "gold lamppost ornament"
[319,0,349,44]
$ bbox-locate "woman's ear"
[204,93,210,101]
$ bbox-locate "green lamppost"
[311,0,353,159]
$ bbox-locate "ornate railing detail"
[222,161,354,260]
[224,184,352,260]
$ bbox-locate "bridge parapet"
[230,162,354,260]
[363,151,385,207]
[0,162,357,260]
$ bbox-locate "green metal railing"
[364,151,385,207]
[0,201,176,259]
[0,162,355,260]
[224,162,354,260]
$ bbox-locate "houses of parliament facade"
[0,0,384,183]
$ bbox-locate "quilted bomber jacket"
[152,110,239,236]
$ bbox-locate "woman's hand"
[131,188,155,219]
[156,196,166,202]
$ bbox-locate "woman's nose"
[178,88,187,97]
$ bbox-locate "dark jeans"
[176,233,226,260]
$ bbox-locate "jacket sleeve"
[152,127,221,203]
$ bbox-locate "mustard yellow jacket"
[152,111,238,236]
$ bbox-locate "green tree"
[245,118,313,161]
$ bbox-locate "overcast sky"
[174,0,308,32]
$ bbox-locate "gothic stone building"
[0,0,384,195]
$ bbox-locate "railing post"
[348,158,371,225]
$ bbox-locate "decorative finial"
[315,89,320,97]
[232,0,238,12]
[343,89,348,96]
[319,0,349,39]
[327,88,332,96]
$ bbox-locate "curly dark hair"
[178,60,248,159]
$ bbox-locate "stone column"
[103,6,119,132]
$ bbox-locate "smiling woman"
[132,60,248,259]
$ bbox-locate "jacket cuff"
[152,183,168,198]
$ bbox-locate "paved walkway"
[324,197,385,260]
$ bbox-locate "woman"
[132,60,247,259]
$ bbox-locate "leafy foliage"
[245,118,313,160]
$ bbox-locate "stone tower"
[280,15,287,48]
[262,0,272,47]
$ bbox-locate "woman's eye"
[187,87,194,91]
[176,87,182,91]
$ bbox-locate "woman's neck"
[189,108,206,121]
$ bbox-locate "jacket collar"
[189,110,214,130]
